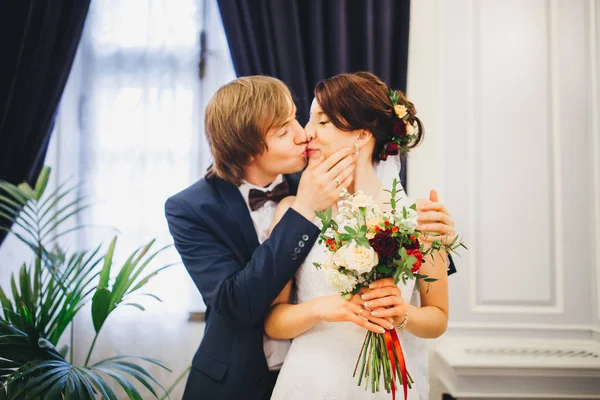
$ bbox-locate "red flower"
[384,220,390,226]
[407,248,423,273]
[391,226,399,233]
[391,120,406,137]
[407,237,420,250]
[379,150,388,161]
[374,226,381,232]
[410,235,416,241]
[369,230,399,258]
[386,142,399,156]
[326,238,333,245]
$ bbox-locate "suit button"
[301,234,309,241]
[298,241,305,248]
[293,247,301,254]
[291,253,298,260]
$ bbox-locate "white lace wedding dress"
[271,227,429,400]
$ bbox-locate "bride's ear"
[355,129,373,149]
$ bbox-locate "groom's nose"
[293,126,308,145]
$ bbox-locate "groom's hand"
[292,147,356,221]
[415,189,456,245]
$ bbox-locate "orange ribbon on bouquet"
[383,329,408,400]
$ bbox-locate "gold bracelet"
[394,310,408,330]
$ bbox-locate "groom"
[165,76,457,400]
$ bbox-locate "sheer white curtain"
[54,0,235,396]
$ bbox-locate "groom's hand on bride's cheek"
[415,189,456,245]
[292,147,356,220]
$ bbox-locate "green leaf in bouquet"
[313,262,322,269]
[355,237,370,248]
[344,226,356,235]
[424,278,437,283]
[398,246,408,259]
[377,265,392,275]
[338,233,352,242]
[315,210,326,220]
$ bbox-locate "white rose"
[352,192,373,209]
[322,251,339,270]
[325,268,358,293]
[343,242,379,275]
[332,244,347,267]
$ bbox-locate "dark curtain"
[217,0,411,186]
[0,0,91,246]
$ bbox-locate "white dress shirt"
[238,175,292,371]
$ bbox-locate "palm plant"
[0,167,176,399]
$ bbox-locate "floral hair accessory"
[379,90,418,161]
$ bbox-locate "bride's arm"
[364,250,448,338]
[264,197,394,340]
[405,250,448,338]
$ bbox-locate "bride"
[266,72,450,400]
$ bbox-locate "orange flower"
[391,226,399,233]
[394,104,407,119]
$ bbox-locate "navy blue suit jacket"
[165,173,319,400]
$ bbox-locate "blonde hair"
[205,76,294,185]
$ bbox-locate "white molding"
[447,321,599,340]
[437,0,446,200]
[470,0,564,314]
[589,0,600,323]
[467,0,478,315]
[435,337,600,398]
[547,0,565,314]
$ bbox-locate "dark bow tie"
[248,180,290,211]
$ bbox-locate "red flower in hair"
[391,120,406,137]
[379,151,388,161]
[386,142,399,156]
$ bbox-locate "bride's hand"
[415,189,456,245]
[314,292,394,334]
[361,278,406,327]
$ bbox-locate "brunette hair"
[314,71,424,162]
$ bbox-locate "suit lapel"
[213,174,300,257]
[213,178,260,256]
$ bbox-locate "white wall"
[591,0,600,341]
[408,0,599,340]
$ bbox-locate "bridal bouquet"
[314,179,464,400]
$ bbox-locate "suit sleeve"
[165,197,320,328]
